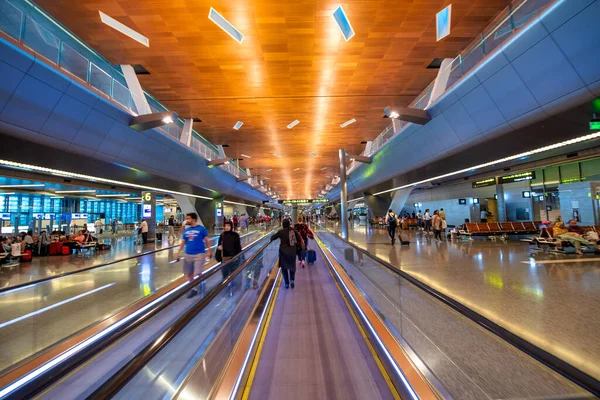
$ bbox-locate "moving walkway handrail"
[88,238,276,399]
[317,226,600,397]
[0,233,272,400]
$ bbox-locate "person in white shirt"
[141,219,149,244]
[480,209,487,223]
[423,209,432,233]
[94,219,103,234]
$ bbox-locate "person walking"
[140,219,149,244]
[94,218,103,235]
[386,209,398,245]
[432,210,442,242]
[167,215,177,241]
[239,213,249,233]
[232,214,239,231]
[270,219,302,289]
[424,209,432,233]
[176,213,212,298]
[439,208,447,236]
[217,221,242,280]
[111,218,117,235]
[416,210,423,230]
[294,217,314,268]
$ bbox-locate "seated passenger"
[556,219,595,255]
[70,231,86,245]
[1,237,11,253]
[11,239,21,257]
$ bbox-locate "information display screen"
[498,171,535,184]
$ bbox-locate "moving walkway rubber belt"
[320,227,600,397]
[0,233,271,400]
[87,238,274,399]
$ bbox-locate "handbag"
[215,249,223,262]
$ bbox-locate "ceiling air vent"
[566,152,578,158]
[132,64,150,74]
[426,58,444,69]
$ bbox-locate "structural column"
[291,205,298,223]
[141,191,157,242]
[339,148,349,239]
[496,183,507,222]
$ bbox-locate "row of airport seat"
[462,221,541,237]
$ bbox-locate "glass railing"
[345,0,554,177]
[0,0,249,179]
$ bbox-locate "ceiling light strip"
[233,121,243,130]
[240,154,251,159]
[98,11,149,47]
[0,184,45,188]
[332,6,355,41]
[287,120,300,129]
[340,118,356,128]
[208,7,244,43]
[0,160,215,200]
[372,132,600,196]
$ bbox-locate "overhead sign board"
[498,171,535,184]
[472,178,496,188]
[590,120,600,130]
[278,199,330,204]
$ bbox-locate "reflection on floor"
[0,233,178,289]
[326,221,600,383]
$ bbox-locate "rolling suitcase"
[307,249,316,264]
[49,241,62,256]
[344,247,354,262]
[398,232,410,246]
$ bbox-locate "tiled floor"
[327,221,600,385]
[248,248,394,400]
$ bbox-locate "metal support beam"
[393,107,431,125]
[129,111,177,131]
[180,118,193,147]
[121,64,151,115]
[208,158,230,167]
[347,154,372,164]
[339,148,349,240]
[237,176,250,182]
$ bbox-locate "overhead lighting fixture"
[293,168,301,171]
[273,154,282,158]
[0,184,45,188]
[372,131,600,196]
[55,190,96,194]
[310,152,317,157]
[99,11,149,47]
[240,154,251,158]
[208,7,244,44]
[162,116,173,124]
[0,192,15,195]
[320,167,328,171]
[233,121,244,130]
[340,118,356,128]
[332,6,355,41]
[287,120,300,129]
[0,160,214,201]
[266,168,273,172]
[130,111,178,131]
[95,194,131,198]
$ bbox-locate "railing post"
[481,32,486,55]
[509,4,516,31]
[459,54,464,74]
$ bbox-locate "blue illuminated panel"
[332,6,355,42]
[436,5,451,41]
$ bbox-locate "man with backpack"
[386,209,398,245]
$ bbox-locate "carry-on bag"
[307,249,316,264]
[398,232,410,246]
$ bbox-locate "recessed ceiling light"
[293,168,301,171]
[273,154,282,157]
[0,184,45,188]
[208,7,244,43]
[266,168,273,172]
[99,11,149,47]
[332,6,355,42]
[263,177,270,180]
[96,194,131,198]
[233,121,243,130]
[287,120,300,129]
[320,167,328,170]
[309,152,317,157]
[240,154,251,158]
[0,192,15,195]
[55,190,96,194]
[340,118,356,128]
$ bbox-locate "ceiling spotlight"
[383,107,398,119]
[320,167,328,170]
[287,120,300,129]
[340,118,356,128]
[233,121,243,130]
[162,116,174,124]
[240,154,251,158]
[266,168,273,172]
[273,154,282,157]
[293,168,301,171]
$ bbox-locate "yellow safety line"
[241,268,282,400]
[317,242,402,400]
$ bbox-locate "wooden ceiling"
[38,0,511,198]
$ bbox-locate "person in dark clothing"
[294,217,313,268]
[386,209,397,245]
[218,221,242,280]
[270,219,302,289]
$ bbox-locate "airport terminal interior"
[0,0,599,398]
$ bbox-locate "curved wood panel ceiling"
[38,0,510,198]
